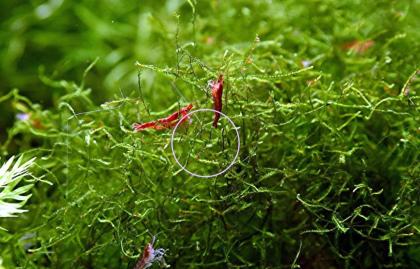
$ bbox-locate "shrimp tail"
[212,100,221,128]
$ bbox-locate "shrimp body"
[134,237,166,269]
[158,103,193,124]
[211,75,224,128]
[133,104,193,131]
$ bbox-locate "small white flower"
[301,60,312,68]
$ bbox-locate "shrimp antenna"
[150,235,156,246]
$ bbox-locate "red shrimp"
[210,75,224,128]
[134,236,166,269]
[133,104,193,132]
[343,39,374,54]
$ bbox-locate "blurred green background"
[2,0,418,119]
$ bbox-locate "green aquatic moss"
[0,0,419,268]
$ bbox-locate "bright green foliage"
[0,156,36,220]
[0,0,419,268]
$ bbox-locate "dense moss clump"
[0,1,419,268]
